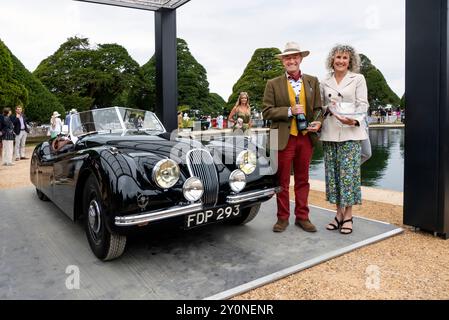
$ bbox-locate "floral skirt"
[323,141,362,207]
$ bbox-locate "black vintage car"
[30,107,278,261]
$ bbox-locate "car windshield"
[70,107,165,137]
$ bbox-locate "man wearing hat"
[263,42,323,233]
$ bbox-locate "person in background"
[0,112,4,151]
[1,108,16,166]
[263,41,323,233]
[228,92,252,135]
[178,111,183,129]
[380,108,386,123]
[217,115,223,129]
[320,44,369,235]
[50,111,62,139]
[11,105,30,161]
[65,108,77,132]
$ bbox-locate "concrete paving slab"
[0,187,402,300]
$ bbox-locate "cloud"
[178,0,405,100]
[0,0,405,101]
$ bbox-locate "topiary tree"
[141,38,211,114]
[9,52,64,123]
[227,48,284,113]
[205,93,226,117]
[0,39,28,109]
[360,54,400,111]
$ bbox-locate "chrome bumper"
[115,203,203,227]
[226,187,280,204]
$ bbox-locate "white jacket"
[319,72,369,142]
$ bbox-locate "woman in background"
[1,108,16,166]
[50,111,62,139]
[228,92,252,135]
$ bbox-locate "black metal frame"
[404,0,449,238]
[155,8,178,132]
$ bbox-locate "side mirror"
[61,125,69,135]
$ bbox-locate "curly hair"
[325,44,361,73]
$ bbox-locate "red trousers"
[276,134,313,221]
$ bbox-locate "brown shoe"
[295,219,317,233]
[273,219,289,233]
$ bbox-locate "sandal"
[326,217,342,231]
[340,218,353,235]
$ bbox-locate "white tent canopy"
[74,0,191,11]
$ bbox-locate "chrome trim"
[115,203,203,226]
[226,187,280,204]
[186,149,219,206]
[152,159,180,189]
[229,169,246,193]
[88,200,102,234]
[183,177,204,202]
[236,150,257,175]
[114,106,126,132]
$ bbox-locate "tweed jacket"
[263,73,323,151]
[319,72,369,142]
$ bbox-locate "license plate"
[185,205,241,229]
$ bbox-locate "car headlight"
[236,150,257,175]
[152,159,180,189]
[183,177,204,202]
[229,169,246,193]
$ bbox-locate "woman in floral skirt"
[319,44,369,235]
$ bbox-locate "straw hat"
[276,42,310,58]
[52,111,61,118]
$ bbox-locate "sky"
[0,0,405,102]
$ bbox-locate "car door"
[37,141,55,199]
[52,144,79,220]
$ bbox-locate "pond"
[309,128,404,192]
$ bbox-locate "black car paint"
[31,131,276,235]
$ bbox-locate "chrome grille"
[186,149,219,206]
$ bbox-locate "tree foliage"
[0,39,28,109]
[360,54,400,110]
[140,56,157,111]
[227,48,284,112]
[141,38,211,114]
[205,93,226,116]
[9,51,64,123]
[400,94,405,109]
[34,36,143,111]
